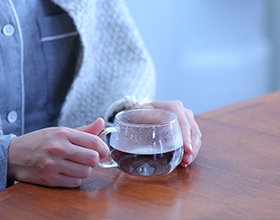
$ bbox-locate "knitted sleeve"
[0,134,16,191]
[56,0,156,128]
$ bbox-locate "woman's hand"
[136,100,202,167]
[7,118,109,188]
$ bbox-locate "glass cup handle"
[98,127,118,168]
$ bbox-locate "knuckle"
[86,136,99,148]
[42,158,56,170]
[174,100,184,107]
[184,124,192,131]
[90,137,108,154]
[40,173,56,185]
[193,128,202,137]
[185,108,194,117]
[46,141,64,156]
[93,136,103,147]
[53,127,69,138]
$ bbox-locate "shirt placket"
[0,0,24,136]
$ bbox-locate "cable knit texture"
[51,0,156,128]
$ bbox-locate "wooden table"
[1,92,280,219]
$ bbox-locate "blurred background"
[125,0,280,115]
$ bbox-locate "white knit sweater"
[52,0,156,128]
[0,0,156,191]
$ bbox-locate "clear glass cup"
[98,109,184,177]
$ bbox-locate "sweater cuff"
[0,134,16,191]
[104,96,150,127]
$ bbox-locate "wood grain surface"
[1,92,280,219]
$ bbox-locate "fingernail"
[187,142,193,152]
[186,153,193,165]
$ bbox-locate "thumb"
[75,118,105,135]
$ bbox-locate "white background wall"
[125,0,277,115]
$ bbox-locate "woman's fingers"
[63,142,101,168]
[40,172,83,188]
[8,124,110,188]
[142,100,202,167]
[67,131,109,160]
[180,108,202,166]
[75,118,105,135]
[59,159,93,178]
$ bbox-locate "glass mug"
[98,109,184,178]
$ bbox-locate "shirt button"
[7,111,18,123]
[2,24,15,37]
